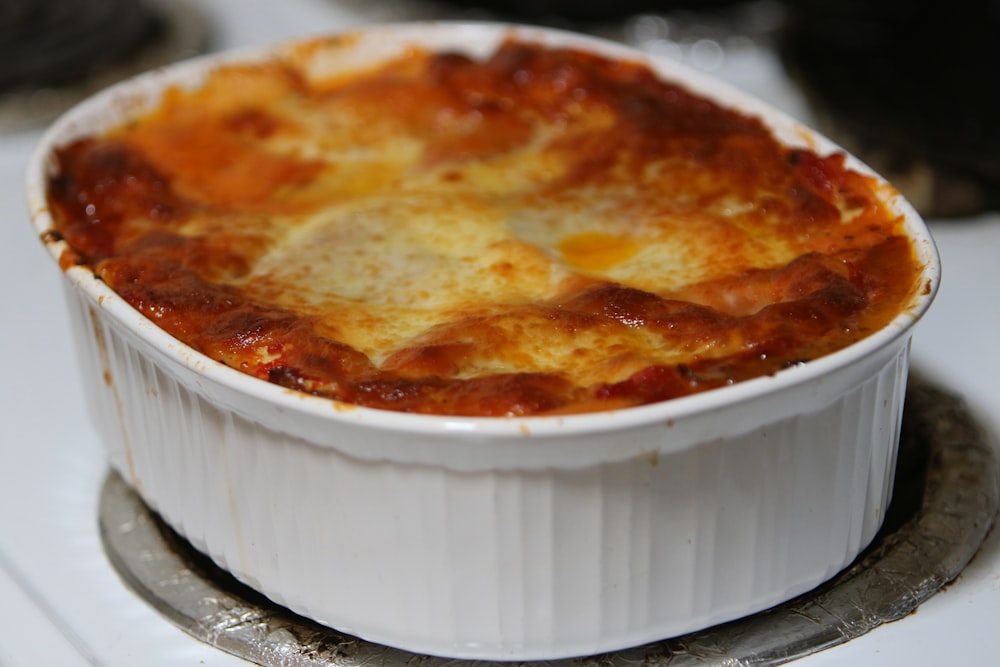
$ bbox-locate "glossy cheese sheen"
[46,39,923,416]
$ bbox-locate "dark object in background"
[780,0,1000,217]
[0,0,162,93]
[443,0,749,21]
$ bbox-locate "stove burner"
[0,0,208,131]
[98,376,998,666]
[779,0,1000,218]
[0,0,161,91]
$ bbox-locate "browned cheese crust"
[46,39,925,416]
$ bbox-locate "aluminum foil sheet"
[98,375,999,666]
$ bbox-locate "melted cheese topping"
[46,39,924,416]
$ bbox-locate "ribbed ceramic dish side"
[67,273,910,660]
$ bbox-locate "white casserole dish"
[26,22,939,661]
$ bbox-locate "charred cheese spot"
[45,40,924,416]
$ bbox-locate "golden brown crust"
[46,39,923,416]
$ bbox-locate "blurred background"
[2,0,998,217]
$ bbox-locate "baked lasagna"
[45,36,925,416]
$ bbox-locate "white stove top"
[2,1,998,664]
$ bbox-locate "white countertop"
[1,1,997,664]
